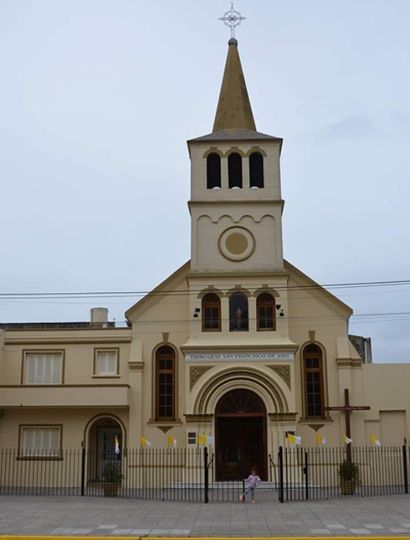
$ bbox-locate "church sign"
[185,351,294,362]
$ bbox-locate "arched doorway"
[86,416,124,481]
[215,389,267,481]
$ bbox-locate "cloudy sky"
[0,0,409,362]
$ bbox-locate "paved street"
[1,495,410,536]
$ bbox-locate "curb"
[2,537,410,540]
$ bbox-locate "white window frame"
[19,425,62,459]
[22,351,64,385]
[94,348,119,377]
[187,431,197,445]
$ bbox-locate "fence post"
[80,445,86,496]
[402,444,408,494]
[278,446,284,503]
[304,450,309,500]
[204,446,209,504]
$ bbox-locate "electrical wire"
[0,278,410,299]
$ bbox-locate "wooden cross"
[325,388,370,461]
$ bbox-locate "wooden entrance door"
[215,389,267,481]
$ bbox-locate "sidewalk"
[0,495,410,537]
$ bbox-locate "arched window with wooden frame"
[249,152,264,188]
[202,293,221,332]
[229,292,249,331]
[155,345,176,420]
[303,344,325,418]
[228,152,242,189]
[256,293,276,331]
[206,153,221,189]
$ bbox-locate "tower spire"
[212,39,256,132]
[214,6,255,132]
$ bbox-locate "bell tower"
[188,37,284,273]
[182,10,297,434]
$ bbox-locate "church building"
[0,34,409,482]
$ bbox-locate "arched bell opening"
[215,388,267,481]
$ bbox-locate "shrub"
[103,463,123,483]
[338,460,359,481]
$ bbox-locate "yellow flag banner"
[198,434,208,445]
[198,434,215,445]
[370,433,381,447]
[167,435,177,447]
[140,436,152,448]
[344,435,352,445]
[287,433,302,445]
[316,432,327,446]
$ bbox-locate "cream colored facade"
[1,38,409,479]
[0,323,131,449]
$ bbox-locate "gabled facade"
[1,37,410,481]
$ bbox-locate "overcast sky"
[1,1,409,362]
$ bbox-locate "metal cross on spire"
[219,3,246,39]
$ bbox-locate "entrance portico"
[189,364,292,480]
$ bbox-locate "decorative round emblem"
[218,227,255,261]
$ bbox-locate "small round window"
[218,227,255,261]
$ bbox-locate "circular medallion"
[218,227,255,261]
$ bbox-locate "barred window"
[94,349,119,376]
[23,352,63,385]
[202,293,221,331]
[19,425,61,458]
[155,346,176,420]
[303,344,324,418]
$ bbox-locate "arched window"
[202,293,221,331]
[207,153,221,189]
[228,153,242,189]
[155,346,175,420]
[249,152,264,188]
[257,293,275,331]
[303,344,324,418]
[229,292,248,331]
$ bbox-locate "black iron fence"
[0,447,205,501]
[0,448,82,496]
[277,445,410,502]
[0,445,409,503]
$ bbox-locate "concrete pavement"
[0,495,410,536]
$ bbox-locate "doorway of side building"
[86,416,123,481]
[215,388,267,481]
